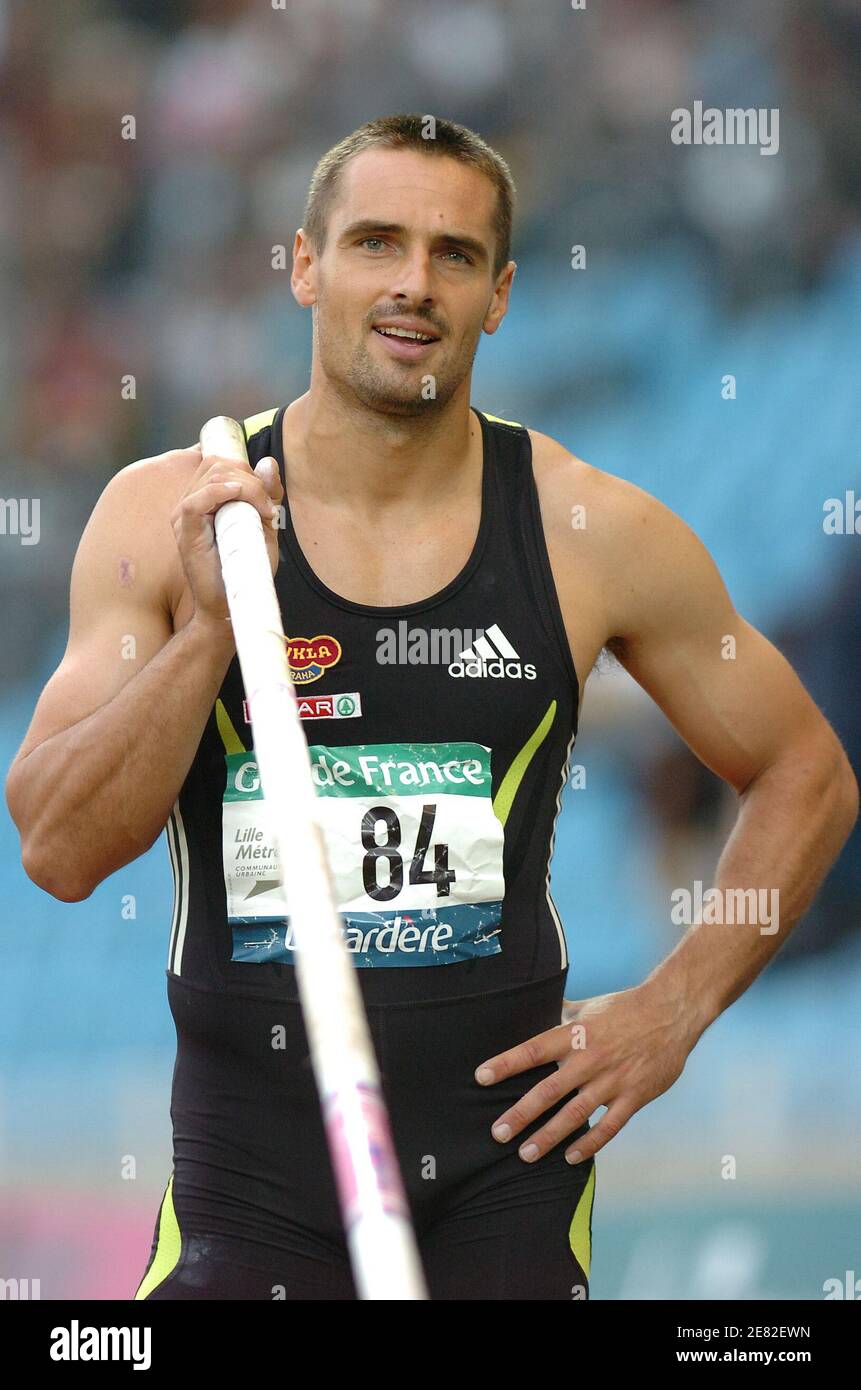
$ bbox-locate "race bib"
[223,741,505,967]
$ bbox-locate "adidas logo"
[448,623,537,680]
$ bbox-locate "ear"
[483,260,516,337]
[291,228,318,308]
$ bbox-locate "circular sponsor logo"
[336,695,356,716]
[285,635,342,669]
[285,634,343,685]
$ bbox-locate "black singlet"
[165,404,579,1001]
[136,406,596,1301]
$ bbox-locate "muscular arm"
[600,481,858,1030]
[476,443,858,1166]
[544,444,858,1031]
[5,444,280,902]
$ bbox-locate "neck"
[282,374,477,509]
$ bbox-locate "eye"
[441,249,470,264]
[360,237,387,252]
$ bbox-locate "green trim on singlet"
[569,1162,596,1281]
[134,1174,182,1300]
[492,700,556,827]
[216,698,246,755]
[481,411,523,428]
[242,407,278,440]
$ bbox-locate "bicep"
[11,464,176,763]
[607,509,825,793]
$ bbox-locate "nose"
[387,246,434,304]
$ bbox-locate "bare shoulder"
[527,427,729,652]
[105,443,202,514]
[76,444,202,615]
[528,428,681,545]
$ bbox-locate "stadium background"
[0,0,858,1300]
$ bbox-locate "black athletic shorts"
[135,971,596,1300]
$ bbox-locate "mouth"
[372,324,441,361]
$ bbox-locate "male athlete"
[6,115,857,1301]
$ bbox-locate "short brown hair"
[303,113,515,279]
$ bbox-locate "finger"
[178,478,280,528]
[200,451,253,475]
[474,1022,572,1086]
[193,453,252,489]
[489,1064,579,1144]
[514,1081,607,1163]
[253,456,284,502]
[562,1100,633,1165]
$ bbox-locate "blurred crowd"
[1,0,860,673]
[0,0,858,965]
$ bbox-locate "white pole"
[201,415,427,1300]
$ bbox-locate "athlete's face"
[292,148,515,417]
